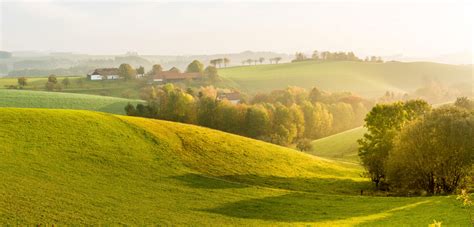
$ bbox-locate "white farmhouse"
[87,68,120,80]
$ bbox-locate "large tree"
[358,100,431,187]
[186,60,204,73]
[118,63,137,80]
[386,107,473,194]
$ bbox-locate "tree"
[455,97,474,110]
[386,107,473,194]
[118,63,136,80]
[151,64,163,74]
[358,100,431,188]
[125,103,137,116]
[312,51,320,61]
[61,77,70,88]
[136,66,145,76]
[296,139,312,151]
[48,74,58,84]
[186,60,204,73]
[246,59,253,65]
[17,77,27,87]
[223,58,230,67]
[294,52,307,62]
[274,57,282,64]
[45,74,58,91]
[244,105,270,138]
[204,66,219,81]
[258,57,265,64]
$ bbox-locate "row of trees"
[44,75,71,91]
[293,51,383,63]
[358,97,473,194]
[241,57,283,65]
[210,58,230,68]
[126,85,372,146]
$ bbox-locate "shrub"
[296,139,312,151]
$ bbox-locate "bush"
[296,139,312,151]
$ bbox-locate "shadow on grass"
[204,192,428,223]
[219,174,371,195]
[172,173,248,189]
[173,173,371,194]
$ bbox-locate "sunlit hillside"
[219,61,473,97]
[0,108,469,225]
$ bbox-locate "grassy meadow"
[0,108,470,225]
[219,61,473,97]
[0,90,143,114]
[309,127,367,163]
[0,76,145,98]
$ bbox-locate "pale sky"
[1,0,473,60]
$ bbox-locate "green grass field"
[0,90,143,114]
[0,108,469,225]
[309,127,367,163]
[219,61,473,97]
[0,76,146,98]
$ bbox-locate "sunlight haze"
[1,0,472,63]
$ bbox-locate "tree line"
[125,85,373,146]
[293,51,383,63]
[358,97,473,194]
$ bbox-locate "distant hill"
[309,127,367,163]
[0,108,469,225]
[0,90,143,114]
[219,61,473,97]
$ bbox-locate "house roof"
[92,68,119,76]
[154,71,202,80]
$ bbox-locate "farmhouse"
[217,91,241,104]
[87,68,120,80]
[152,71,202,83]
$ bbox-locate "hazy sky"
[1,0,473,59]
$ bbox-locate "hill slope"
[0,89,143,114]
[309,127,367,163]
[219,61,473,97]
[0,108,469,225]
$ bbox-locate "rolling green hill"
[219,61,473,97]
[0,108,469,225]
[309,127,367,163]
[0,89,143,114]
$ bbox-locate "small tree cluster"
[210,58,230,68]
[45,74,63,91]
[293,51,366,62]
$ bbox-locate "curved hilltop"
[219,61,473,97]
[0,108,468,225]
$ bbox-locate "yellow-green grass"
[309,127,367,163]
[0,76,145,98]
[219,61,473,97]
[0,108,470,225]
[0,76,81,88]
[0,89,143,114]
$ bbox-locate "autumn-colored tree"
[118,63,137,80]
